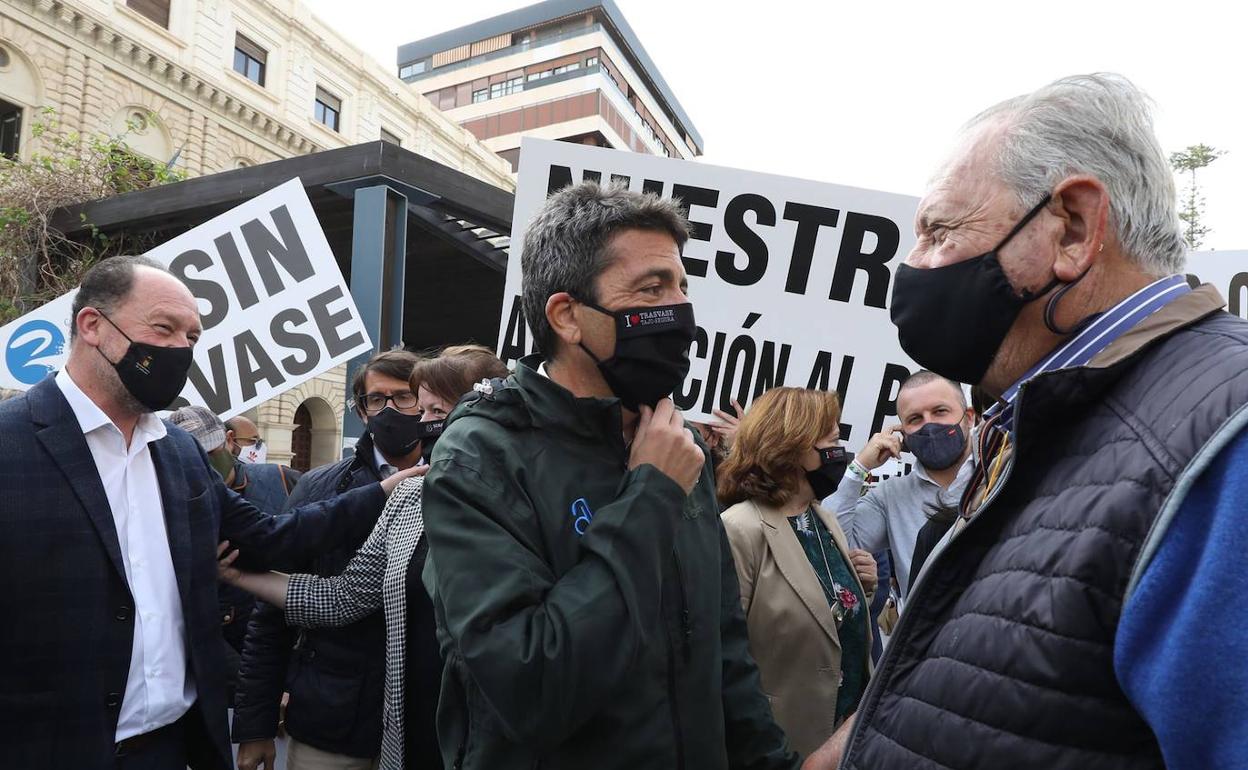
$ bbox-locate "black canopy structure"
[52,140,515,354]
[50,140,516,438]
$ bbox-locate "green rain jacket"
[421,355,799,770]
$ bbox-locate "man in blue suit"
[0,255,420,769]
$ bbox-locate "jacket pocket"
[437,654,471,769]
[283,663,366,744]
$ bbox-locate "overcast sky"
[305,0,1247,251]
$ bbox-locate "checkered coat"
[285,477,427,770]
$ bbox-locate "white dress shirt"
[55,368,195,741]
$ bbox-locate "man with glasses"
[234,349,424,770]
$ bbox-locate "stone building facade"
[1,0,514,469]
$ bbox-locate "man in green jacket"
[421,182,800,769]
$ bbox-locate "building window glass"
[399,60,427,79]
[0,98,21,160]
[126,0,171,28]
[488,77,524,100]
[553,62,581,76]
[233,33,267,86]
[472,89,489,103]
[380,128,401,146]
[586,56,599,68]
[314,87,341,132]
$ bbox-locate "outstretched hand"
[216,540,242,585]
[381,462,428,494]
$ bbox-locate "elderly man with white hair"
[803,74,1248,770]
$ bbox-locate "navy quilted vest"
[842,304,1248,770]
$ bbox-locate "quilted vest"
[842,295,1248,770]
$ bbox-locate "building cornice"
[11,0,515,186]
[21,0,320,154]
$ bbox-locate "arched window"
[291,403,313,472]
[0,41,44,160]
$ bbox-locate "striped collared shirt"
[987,274,1192,432]
[960,274,1192,519]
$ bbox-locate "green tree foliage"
[1169,143,1225,251]
[0,108,186,324]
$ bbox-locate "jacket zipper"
[673,554,693,662]
[453,658,472,769]
[667,551,691,770]
[666,639,687,770]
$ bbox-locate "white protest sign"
[0,178,372,419]
[1185,251,1248,319]
[498,138,922,455]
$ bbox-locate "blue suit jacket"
[0,376,386,769]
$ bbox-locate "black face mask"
[890,194,1060,384]
[368,407,425,458]
[806,445,849,501]
[416,418,446,464]
[903,421,967,471]
[97,312,193,412]
[577,299,698,411]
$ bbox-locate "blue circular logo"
[5,319,66,385]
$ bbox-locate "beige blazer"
[721,499,872,758]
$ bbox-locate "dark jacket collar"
[230,459,249,492]
[511,354,627,447]
[353,428,383,474]
[28,377,127,582]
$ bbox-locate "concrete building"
[398,0,704,171]
[0,0,514,470]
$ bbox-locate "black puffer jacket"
[231,432,387,758]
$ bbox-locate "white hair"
[966,73,1185,276]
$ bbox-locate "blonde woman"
[717,387,876,757]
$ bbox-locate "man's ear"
[1050,175,1110,282]
[76,307,105,348]
[546,292,583,348]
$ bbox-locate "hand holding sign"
[709,398,745,449]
